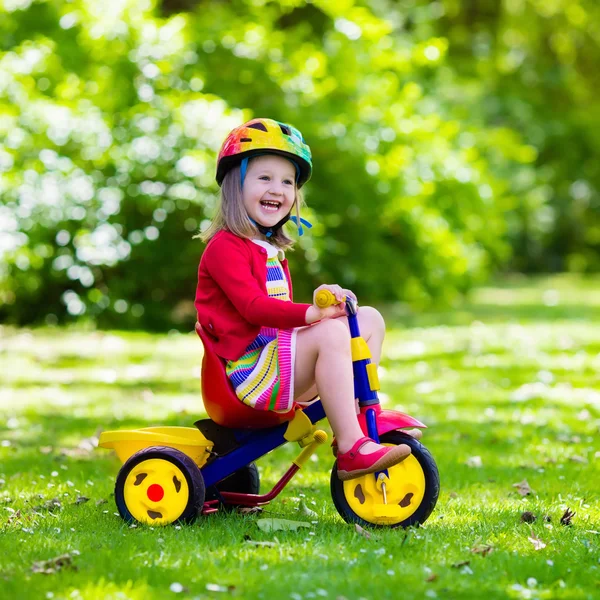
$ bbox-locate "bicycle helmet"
[216,118,312,188]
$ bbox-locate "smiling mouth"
[260,200,281,212]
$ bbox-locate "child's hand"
[305,284,356,323]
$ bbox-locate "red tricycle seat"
[195,322,296,429]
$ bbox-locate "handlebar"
[315,289,346,309]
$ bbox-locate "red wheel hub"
[147,483,164,502]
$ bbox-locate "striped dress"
[225,241,297,413]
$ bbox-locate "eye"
[259,175,270,181]
[283,179,294,185]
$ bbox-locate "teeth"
[261,201,280,211]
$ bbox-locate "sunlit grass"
[1,276,599,599]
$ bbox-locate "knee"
[315,318,351,351]
[360,306,385,336]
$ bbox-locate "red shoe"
[336,437,411,481]
[331,429,422,457]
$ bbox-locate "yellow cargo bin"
[99,427,214,468]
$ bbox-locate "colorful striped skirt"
[225,327,297,413]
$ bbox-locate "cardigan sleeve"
[203,234,311,329]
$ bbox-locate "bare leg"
[295,307,384,409]
[294,319,384,454]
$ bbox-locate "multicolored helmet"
[216,118,312,188]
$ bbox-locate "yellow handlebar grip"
[315,289,345,308]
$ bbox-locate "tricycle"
[99,293,440,528]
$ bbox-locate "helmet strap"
[249,213,312,238]
[249,214,291,239]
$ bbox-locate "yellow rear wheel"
[115,446,205,526]
[330,432,439,528]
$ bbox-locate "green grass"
[1,275,599,600]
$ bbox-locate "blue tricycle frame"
[99,295,440,528]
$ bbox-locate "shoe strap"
[346,436,373,459]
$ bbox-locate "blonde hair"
[198,163,305,250]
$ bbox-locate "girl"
[195,118,411,481]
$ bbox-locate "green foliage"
[434,0,600,273]
[0,0,598,328]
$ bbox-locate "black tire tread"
[114,445,205,525]
[330,432,440,529]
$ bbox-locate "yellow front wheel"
[330,432,439,528]
[115,446,205,526]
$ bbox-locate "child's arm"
[204,236,312,329]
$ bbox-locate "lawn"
[1,275,599,600]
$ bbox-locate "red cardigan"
[195,230,312,361]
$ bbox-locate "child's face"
[242,155,296,228]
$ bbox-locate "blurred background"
[1,0,599,331]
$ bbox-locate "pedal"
[292,430,328,468]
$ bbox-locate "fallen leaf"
[513,479,533,496]
[426,573,438,582]
[299,500,318,519]
[59,428,102,458]
[466,456,483,468]
[31,553,76,575]
[33,498,62,513]
[95,499,108,506]
[39,446,53,455]
[449,492,458,499]
[528,531,547,550]
[3,508,23,528]
[245,540,278,547]
[206,583,235,593]
[521,511,537,523]
[256,518,310,532]
[470,539,494,556]
[354,523,372,540]
[518,462,538,470]
[238,506,263,515]
[560,508,575,526]
[74,497,89,505]
[452,561,470,568]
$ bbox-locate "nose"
[268,181,284,195]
